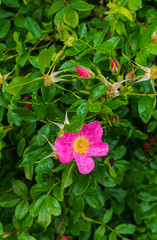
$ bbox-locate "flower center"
[73,136,90,154]
[149,65,157,79]
[44,74,53,87]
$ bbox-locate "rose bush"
[0,0,157,239]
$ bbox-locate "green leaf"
[88,101,101,112]
[103,209,113,224]
[13,108,36,121]
[0,223,3,237]
[25,17,41,38]
[22,213,33,229]
[140,18,157,49]
[118,7,133,21]
[0,20,11,38]
[0,194,20,208]
[78,23,87,38]
[146,42,157,55]
[69,174,90,195]
[41,84,56,102]
[63,8,79,28]
[114,145,127,160]
[128,0,142,11]
[15,200,29,220]
[84,196,99,208]
[48,0,64,15]
[116,21,125,35]
[147,121,157,133]
[38,204,51,228]
[24,165,34,181]
[30,182,52,199]
[115,224,137,234]
[62,162,74,189]
[34,195,46,216]
[89,84,109,102]
[12,180,28,197]
[94,225,106,240]
[76,102,89,117]
[138,96,154,123]
[6,76,39,95]
[70,1,94,11]
[46,196,61,216]
[2,0,20,8]
[21,233,37,240]
[96,37,121,54]
[38,49,48,75]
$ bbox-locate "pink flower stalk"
[22,96,32,110]
[55,121,109,174]
[76,66,94,79]
[110,59,121,75]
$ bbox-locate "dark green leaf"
[25,17,41,38]
[96,37,121,54]
[12,180,28,197]
[46,196,61,216]
[138,96,154,123]
[15,200,29,220]
[70,1,94,11]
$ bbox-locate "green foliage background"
[0,0,157,239]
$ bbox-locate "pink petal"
[86,143,109,157]
[22,96,32,101]
[76,66,91,78]
[113,59,118,69]
[80,121,103,144]
[24,104,33,110]
[55,132,79,163]
[55,137,74,164]
[74,152,95,174]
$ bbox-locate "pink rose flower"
[55,121,109,174]
[76,66,95,79]
[22,96,32,110]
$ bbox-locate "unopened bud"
[76,66,95,79]
[60,237,71,240]
[109,158,115,167]
[149,136,157,144]
[125,72,136,81]
[110,59,121,75]
[110,114,119,124]
[142,141,151,153]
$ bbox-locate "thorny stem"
[81,213,124,239]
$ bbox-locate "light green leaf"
[128,0,142,11]
[63,8,79,28]
[70,1,94,11]
[146,42,157,55]
[118,7,133,21]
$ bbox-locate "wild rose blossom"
[55,121,109,174]
[76,66,95,79]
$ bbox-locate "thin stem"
[78,39,94,49]
[46,181,60,197]
[142,155,157,168]
[81,214,124,239]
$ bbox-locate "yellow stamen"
[73,136,91,154]
[149,65,157,79]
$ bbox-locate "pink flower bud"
[125,72,136,81]
[109,158,115,167]
[110,59,121,75]
[22,96,32,111]
[76,66,95,79]
[110,114,119,125]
